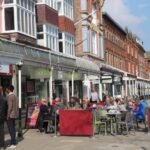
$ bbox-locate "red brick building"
[74,0,105,65]
[103,13,126,72]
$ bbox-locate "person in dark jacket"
[0,86,7,150]
[38,98,50,132]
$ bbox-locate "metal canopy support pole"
[144,82,146,98]
[132,80,135,95]
[140,81,141,96]
[72,70,74,96]
[66,80,69,103]
[121,79,124,98]
[135,80,137,96]
[125,79,128,97]
[17,63,23,138]
[87,78,90,100]
[99,76,102,101]
[128,78,131,96]
[49,67,53,105]
[139,81,142,96]
[112,76,115,97]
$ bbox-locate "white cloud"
[102,0,146,26]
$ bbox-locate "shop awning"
[0,52,22,65]
[0,38,50,67]
[100,64,126,77]
[76,57,100,75]
[51,52,76,71]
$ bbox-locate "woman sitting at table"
[103,95,112,107]
[114,98,121,107]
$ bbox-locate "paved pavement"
[4,129,150,150]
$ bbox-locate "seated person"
[103,95,112,107]
[118,100,127,112]
[81,97,90,109]
[114,98,121,110]
[68,96,80,109]
[38,98,50,132]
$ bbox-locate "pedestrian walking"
[0,86,7,150]
[6,85,18,149]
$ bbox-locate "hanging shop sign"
[0,64,10,74]
[57,71,83,80]
[28,66,50,79]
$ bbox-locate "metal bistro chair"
[93,107,108,135]
[117,111,135,135]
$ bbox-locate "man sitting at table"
[68,97,80,109]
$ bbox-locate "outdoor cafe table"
[107,112,121,135]
[59,109,93,136]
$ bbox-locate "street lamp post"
[17,61,23,138]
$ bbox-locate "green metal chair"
[93,107,108,135]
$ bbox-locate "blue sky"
[102,0,150,51]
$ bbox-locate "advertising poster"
[26,103,40,127]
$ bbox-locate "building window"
[3,0,36,38]
[105,51,108,64]
[127,45,130,53]
[5,7,14,30]
[59,32,75,56]
[37,34,44,39]
[65,33,74,55]
[101,32,105,59]
[16,4,36,37]
[58,0,74,20]
[59,41,63,53]
[4,0,13,4]
[81,0,87,10]
[91,5,97,25]
[37,0,57,10]
[37,24,58,51]
[91,30,97,55]
[82,27,88,52]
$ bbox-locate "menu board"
[26,103,40,128]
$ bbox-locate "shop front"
[100,64,124,98]
[76,57,101,101]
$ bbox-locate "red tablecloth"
[59,110,93,135]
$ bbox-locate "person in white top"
[90,88,99,103]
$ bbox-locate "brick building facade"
[103,13,126,72]
[74,0,104,66]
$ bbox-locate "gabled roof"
[102,12,127,36]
